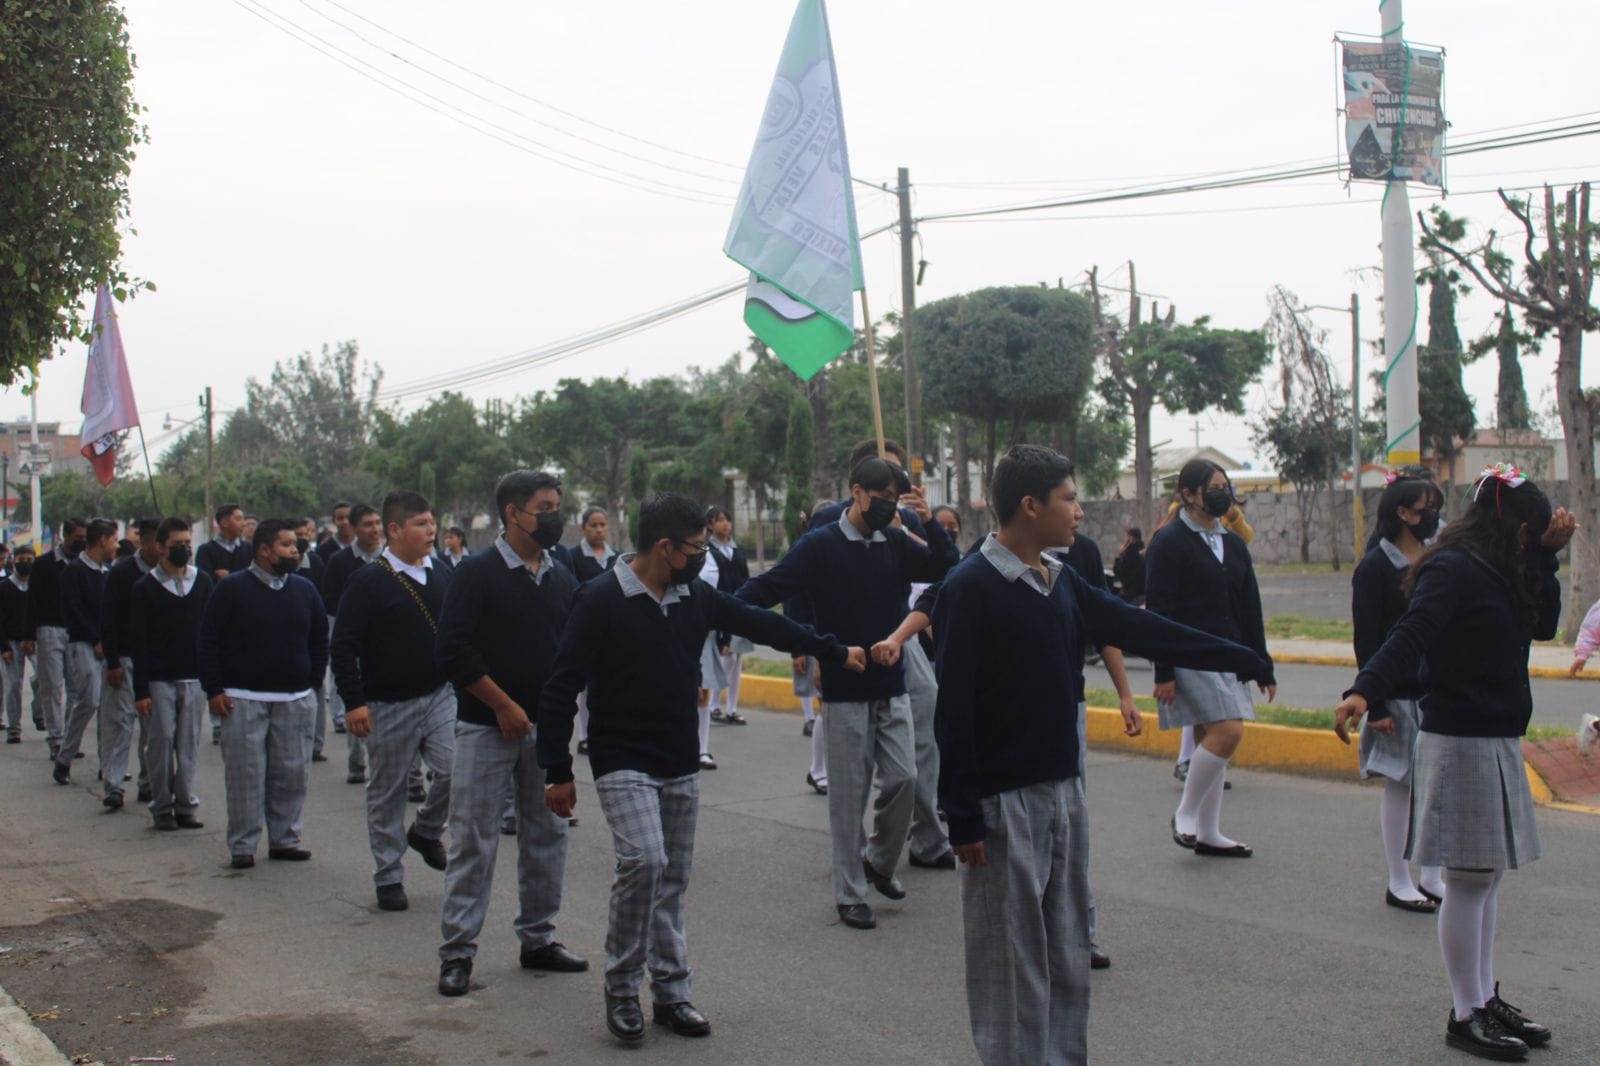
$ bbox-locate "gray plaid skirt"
[1408,732,1540,870]
[1359,698,1420,783]
[1157,667,1257,730]
[698,635,726,691]
[791,656,817,697]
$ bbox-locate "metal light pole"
[1380,0,1420,468]
[28,389,42,552]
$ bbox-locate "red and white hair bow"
[1471,462,1527,502]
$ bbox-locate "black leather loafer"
[520,941,589,972]
[837,903,876,930]
[908,851,957,870]
[230,855,254,869]
[1486,985,1551,1047]
[376,883,409,911]
[347,771,366,785]
[175,815,204,830]
[1193,841,1253,858]
[137,785,152,802]
[1419,885,1444,904]
[653,1001,711,1037]
[805,773,828,795]
[1090,943,1111,970]
[438,958,471,997]
[153,814,179,832]
[605,994,645,1042]
[1446,1007,1529,1061]
[102,792,124,810]
[1385,889,1438,914]
[51,762,70,785]
[407,825,448,871]
[1170,815,1196,849]
[267,847,312,862]
[863,859,907,900]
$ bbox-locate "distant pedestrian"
[97,517,162,809]
[322,503,383,784]
[197,504,251,580]
[52,519,117,785]
[29,518,86,757]
[0,546,35,744]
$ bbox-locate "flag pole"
[859,289,887,459]
[135,425,160,514]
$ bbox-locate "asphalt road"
[0,705,1596,1065]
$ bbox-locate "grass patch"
[1265,615,1353,642]
[742,657,792,678]
[1525,725,1577,743]
[1083,687,1337,730]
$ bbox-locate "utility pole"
[897,166,921,470]
[1381,0,1420,468]
[201,386,213,542]
[28,389,41,552]
[1349,293,1363,561]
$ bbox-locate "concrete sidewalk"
[1270,637,1592,680]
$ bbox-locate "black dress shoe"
[153,814,179,832]
[52,762,70,785]
[334,722,347,734]
[5,735,18,744]
[576,739,589,756]
[837,903,876,930]
[1385,889,1438,914]
[1090,943,1111,970]
[1170,814,1196,849]
[520,942,589,972]
[102,792,124,810]
[137,785,152,803]
[407,824,448,871]
[1420,885,1444,904]
[908,850,956,870]
[802,719,814,737]
[805,773,828,795]
[438,958,472,997]
[175,814,204,829]
[347,770,366,785]
[407,784,427,803]
[652,1001,711,1037]
[724,711,748,725]
[605,993,645,1043]
[1446,1007,1529,1061]
[311,752,328,762]
[267,847,313,862]
[1486,984,1551,1047]
[231,855,255,869]
[376,883,409,911]
[863,859,906,900]
[1193,841,1253,858]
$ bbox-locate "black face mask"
[863,496,898,532]
[532,511,564,550]
[67,538,87,556]
[295,537,311,556]
[669,547,706,586]
[272,557,299,577]
[12,561,31,578]
[1201,489,1234,518]
[1410,508,1441,542]
[167,545,192,567]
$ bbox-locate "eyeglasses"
[674,539,709,556]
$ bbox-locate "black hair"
[253,517,297,552]
[62,517,86,537]
[1410,473,1553,626]
[445,525,466,540]
[1126,526,1144,542]
[1370,476,1444,548]
[891,465,912,497]
[134,517,161,538]
[381,489,432,532]
[990,444,1076,526]
[579,508,607,527]
[12,544,34,558]
[156,517,190,543]
[848,438,906,469]
[494,470,562,527]
[848,456,898,495]
[931,504,962,532]
[348,503,380,528]
[705,505,732,525]
[331,500,352,515]
[637,492,706,552]
[115,538,136,559]
[1174,458,1225,502]
[215,503,242,524]
[85,518,118,546]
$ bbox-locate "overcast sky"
[11,0,1600,475]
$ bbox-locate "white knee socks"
[1438,868,1502,1019]
[1175,746,1233,845]
[1382,780,1426,901]
[697,703,711,757]
[1178,725,1196,764]
[800,696,815,722]
[809,711,828,784]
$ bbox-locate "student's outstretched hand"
[1119,695,1142,737]
[1153,681,1176,706]
[954,842,987,868]
[870,638,902,667]
[1333,693,1368,745]
[1259,683,1277,703]
[544,781,576,819]
[1570,656,1589,678]
[843,646,868,672]
[1543,507,1578,550]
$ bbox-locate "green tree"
[513,376,684,513]
[783,392,814,543]
[1465,305,1533,432]
[1,1,147,384]
[366,392,513,519]
[626,449,652,548]
[242,341,383,501]
[1416,210,1478,478]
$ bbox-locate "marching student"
[322,503,383,785]
[705,506,753,728]
[537,491,865,1044]
[98,518,162,809]
[131,518,213,831]
[736,456,959,930]
[571,506,618,756]
[807,439,931,537]
[198,519,328,869]
[931,445,1269,1066]
[1113,526,1147,605]
[331,490,454,912]
[315,501,355,562]
[436,526,468,574]
[196,504,251,580]
[1335,466,1569,1061]
[29,518,85,757]
[1351,475,1448,912]
[1146,459,1276,857]
[52,519,116,785]
[292,517,332,764]
[0,546,34,744]
[434,471,586,998]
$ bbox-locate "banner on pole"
[724,0,863,381]
[1341,41,1445,188]
[79,284,141,486]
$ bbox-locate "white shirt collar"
[8,574,27,591]
[1378,537,1411,571]
[217,536,243,551]
[382,547,432,585]
[979,533,1060,596]
[614,553,690,612]
[249,562,287,590]
[156,563,199,597]
[494,533,549,585]
[353,543,382,564]
[837,510,887,544]
[75,554,110,573]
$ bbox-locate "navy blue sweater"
[197,571,329,697]
[0,578,29,642]
[320,544,377,617]
[932,549,1272,847]
[435,544,579,729]
[1348,546,1560,738]
[331,560,449,707]
[1143,517,1274,686]
[1350,543,1424,722]
[27,549,70,631]
[130,569,214,699]
[736,517,957,702]
[99,555,154,663]
[537,568,848,784]
[809,499,928,537]
[196,539,251,579]
[60,557,109,644]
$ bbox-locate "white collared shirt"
[979,533,1061,596]
[1177,508,1226,563]
[382,547,432,585]
[248,562,287,590]
[614,553,690,615]
[494,533,549,585]
[155,563,199,598]
[837,510,887,545]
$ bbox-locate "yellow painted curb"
[739,674,803,713]
[1273,652,1599,682]
[1525,760,1554,805]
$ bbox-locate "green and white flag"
[723,0,863,381]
